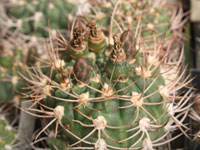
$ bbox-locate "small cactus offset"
[19,15,192,149]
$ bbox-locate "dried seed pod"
[87,21,106,53]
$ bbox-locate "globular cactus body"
[55,31,167,149]
[18,0,191,149]
[21,26,177,149]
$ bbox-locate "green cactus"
[8,0,76,37]
[0,42,37,103]
[0,117,16,150]
[0,50,20,102]
[19,18,192,149]
[14,0,191,149]
[86,0,172,48]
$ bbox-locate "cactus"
[0,49,21,103]
[0,116,16,150]
[85,0,187,61]
[8,0,76,37]
[87,0,172,40]
[2,0,190,149]
[19,14,192,149]
[0,40,37,103]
